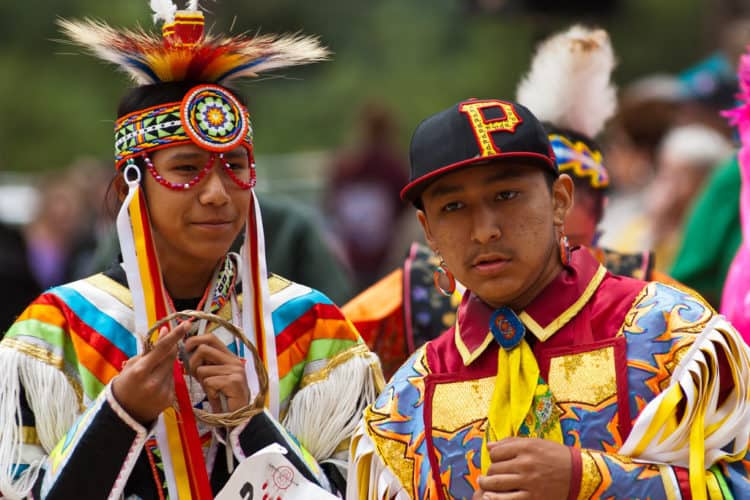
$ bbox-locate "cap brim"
[400,151,556,203]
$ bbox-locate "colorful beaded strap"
[114,84,253,169]
[549,133,609,189]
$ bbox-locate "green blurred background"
[0,0,740,174]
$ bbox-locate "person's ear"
[552,174,574,226]
[416,209,439,255]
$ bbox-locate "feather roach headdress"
[60,0,329,169]
[516,25,617,189]
[59,4,328,498]
[58,2,329,86]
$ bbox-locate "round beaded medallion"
[180,84,250,152]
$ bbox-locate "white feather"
[216,33,331,84]
[57,18,329,86]
[150,0,177,23]
[188,0,200,11]
[516,25,617,139]
[58,19,160,85]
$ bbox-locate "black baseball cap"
[401,98,557,203]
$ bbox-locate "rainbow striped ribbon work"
[116,164,212,499]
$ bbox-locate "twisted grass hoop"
[144,310,268,427]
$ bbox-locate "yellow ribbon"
[618,323,750,500]
[481,337,563,472]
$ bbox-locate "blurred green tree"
[0,0,706,174]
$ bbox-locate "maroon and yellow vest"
[362,248,721,499]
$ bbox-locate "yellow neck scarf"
[481,307,563,472]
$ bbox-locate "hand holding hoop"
[144,310,268,427]
[112,322,189,425]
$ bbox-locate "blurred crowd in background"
[2,0,750,337]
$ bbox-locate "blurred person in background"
[257,194,355,305]
[515,24,675,282]
[596,74,681,253]
[325,100,410,292]
[16,180,92,289]
[646,125,734,273]
[0,174,95,333]
[0,221,37,333]
[64,156,119,278]
[669,18,750,307]
[671,153,741,308]
[676,18,750,137]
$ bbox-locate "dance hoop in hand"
[144,310,268,427]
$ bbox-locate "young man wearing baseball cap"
[347,98,750,499]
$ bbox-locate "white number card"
[216,444,339,500]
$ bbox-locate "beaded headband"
[114,84,253,169]
[549,133,609,189]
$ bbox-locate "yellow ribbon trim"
[454,265,607,366]
[455,322,494,366]
[2,338,84,409]
[689,397,708,500]
[85,273,134,309]
[630,384,682,454]
[21,426,39,445]
[298,343,383,390]
[163,408,193,499]
[519,265,607,342]
[658,465,679,500]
